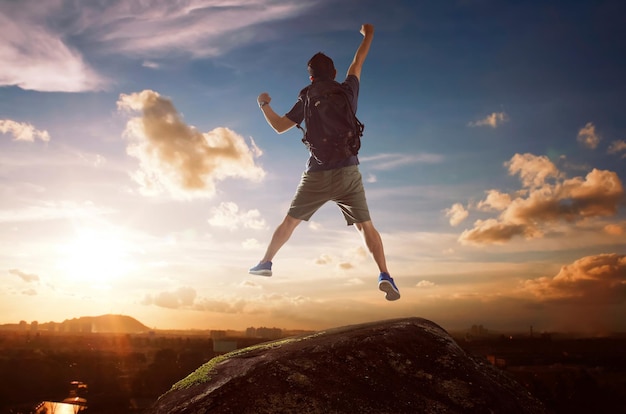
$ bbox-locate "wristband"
[259,101,269,108]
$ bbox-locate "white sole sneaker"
[379,280,400,301]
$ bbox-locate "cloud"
[505,153,561,188]
[0,0,309,92]
[194,297,247,314]
[9,269,40,283]
[468,112,508,128]
[366,173,377,183]
[477,190,511,211]
[208,202,267,230]
[361,152,443,170]
[76,0,309,59]
[118,89,265,199]
[242,238,262,249]
[444,203,468,226]
[142,286,197,309]
[0,201,115,224]
[142,61,160,69]
[314,247,367,270]
[0,119,50,142]
[604,223,625,236]
[522,254,626,304]
[458,153,624,245]
[314,254,334,265]
[0,6,106,92]
[607,140,626,158]
[577,122,600,149]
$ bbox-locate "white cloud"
[0,119,50,142]
[577,122,600,149]
[0,201,115,224]
[142,61,160,69]
[361,152,443,170]
[0,0,309,92]
[242,238,262,249]
[468,112,508,128]
[208,202,266,230]
[0,8,106,92]
[117,89,265,199]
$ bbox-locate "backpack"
[296,80,364,165]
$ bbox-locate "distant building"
[246,327,282,340]
[211,330,227,339]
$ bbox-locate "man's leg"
[355,220,400,301]
[354,220,388,273]
[260,214,302,263]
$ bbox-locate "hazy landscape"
[1,314,624,413]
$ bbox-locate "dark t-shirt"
[286,75,360,172]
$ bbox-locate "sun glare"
[57,228,134,286]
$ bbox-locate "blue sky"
[1,0,625,333]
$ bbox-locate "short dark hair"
[307,52,336,80]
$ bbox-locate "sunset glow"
[1,0,624,334]
[56,228,134,286]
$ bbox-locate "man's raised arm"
[257,92,296,134]
[347,24,374,81]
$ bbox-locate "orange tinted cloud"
[458,153,624,245]
[9,268,40,283]
[468,112,509,128]
[522,254,626,304]
[117,90,264,199]
[577,122,600,149]
[608,140,626,158]
[444,203,469,226]
[142,286,197,309]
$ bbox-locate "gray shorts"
[288,165,371,225]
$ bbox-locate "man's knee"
[354,220,374,233]
[283,214,303,229]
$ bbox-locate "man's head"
[307,52,336,81]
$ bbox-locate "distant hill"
[0,314,151,334]
[61,314,151,333]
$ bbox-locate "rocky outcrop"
[149,318,547,414]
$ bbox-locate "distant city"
[1,314,624,413]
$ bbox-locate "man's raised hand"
[360,24,374,37]
[257,92,271,106]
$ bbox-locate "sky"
[1,0,625,334]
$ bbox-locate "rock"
[148,318,547,414]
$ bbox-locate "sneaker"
[249,261,272,277]
[378,272,400,301]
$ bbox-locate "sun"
[57,227,134,286]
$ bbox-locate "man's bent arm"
[347,24,374,80]
[258,92,296,134]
